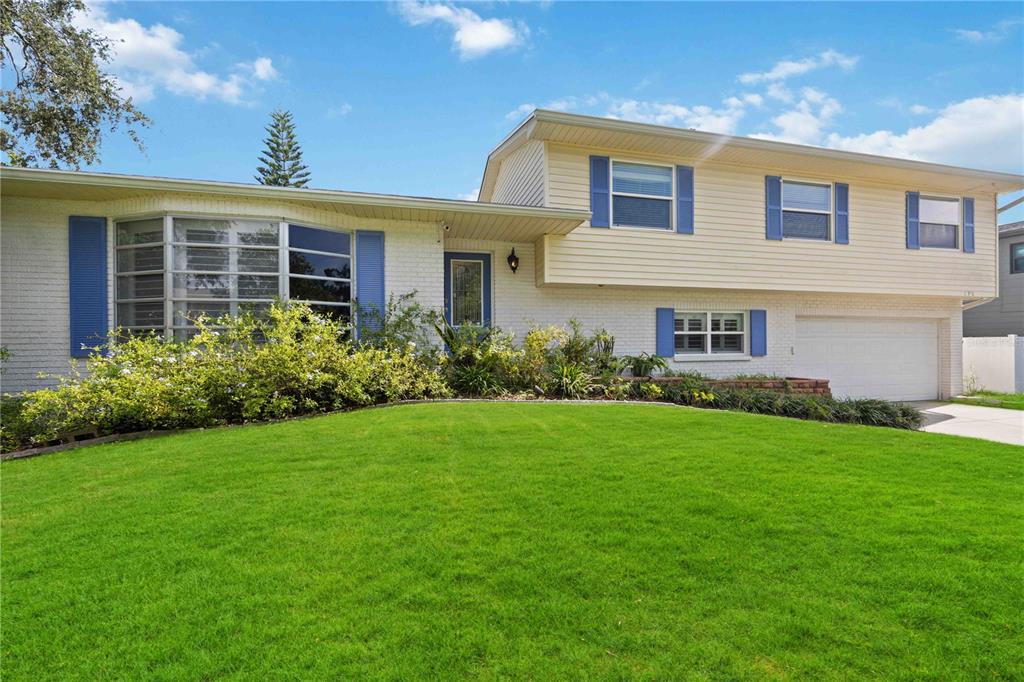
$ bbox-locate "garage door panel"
[795,317,939,401]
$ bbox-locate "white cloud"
[766,82,793,103]
[251,57,278,81]
[908,104,933,115]
[954,18,1023,44]
[74,3,276,104]
[397,2,527,59]
[606,97,747,134]
[742,93,764,107]
[738,49,858,84]
[326,103,353,119]
[752,89,842,145]
[456,187,480,201]
[505,103,535,120]
[825,94,1024,172]
[505,92,747,135]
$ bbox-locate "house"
[2,110,1022,401]
[962,221,1024,337]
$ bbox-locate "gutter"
[0,166,589,222]
[961,297,996,311]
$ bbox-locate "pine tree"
[255,109,311,187]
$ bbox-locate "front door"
[444,252,492,327]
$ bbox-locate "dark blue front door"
[444,251,492,327]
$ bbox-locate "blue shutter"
[675,165,694,234]
[68,216,109,357]
[834,182,849,244]
[765,176,782,240]
[355,230,385,336]
[750,310,767,357]
[655,308,675,358]
[589,156,610,228]
[906,192,920,249]
[962,197,975,253]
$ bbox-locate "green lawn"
[3,403,1022,680]
[953,391,1024,410]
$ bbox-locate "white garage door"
[794,317,939,401]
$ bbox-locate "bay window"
[115,217,353,338]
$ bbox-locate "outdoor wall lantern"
[507,248,520,274]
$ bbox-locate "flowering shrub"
[1,306,924,453]
[9,304,449,449]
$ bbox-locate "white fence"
[963,335,1024,394]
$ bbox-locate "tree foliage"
[255,109,311,187]
[1,0,149,168]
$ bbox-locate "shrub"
[356,290,436,355]
[635,382,664,401]
[555,319,595,366]
[669,387,922,430]
[0,396,30,452]
[549,362,594,399]
[8,303,449,450]
[519,325,567,391]
[433,318,523,396]
[621,352,668,378]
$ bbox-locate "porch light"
[507,248,520,274]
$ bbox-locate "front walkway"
[913,402,1023,446]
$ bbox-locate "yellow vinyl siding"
[542,143,998,298]
[491,140,545,206]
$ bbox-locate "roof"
[480,109,1024,201]
[999,220,1024,239]
[0,166,588,242]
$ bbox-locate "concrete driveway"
[913,402,1023,446]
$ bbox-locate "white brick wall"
[1,196,963,398]
[447,237,964,398]
[1,198,102,392]
[0,196,442,393]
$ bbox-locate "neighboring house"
[2,110,1021,401]
[962,221,1024,337]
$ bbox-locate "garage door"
[794,317,939,401]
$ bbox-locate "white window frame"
[917,194,961,250]
[673,311,750,361]
[610,158,676,231]
[168,216,283,337]
[113,214,355,339]
[285,222,353,319]
[449,257,486,327]
[781,177,833,241]
[112,216,167,334]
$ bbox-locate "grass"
[952,391,1024,411]
[3,402,1022,680]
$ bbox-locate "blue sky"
[59,2,1024,220]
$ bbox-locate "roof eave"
[529,109,1024,192]
[0,165,587,221]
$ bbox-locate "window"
[918,196,959,249]
[611,161,673,229]
[114,217,353,338]
[674,312,746,356]
[1011,243,1024,274]
[288,224,351,323]
[450,259,484,325]
[115,218,166,336]
[782,180,830,240]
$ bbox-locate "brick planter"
[643,376,831,397]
